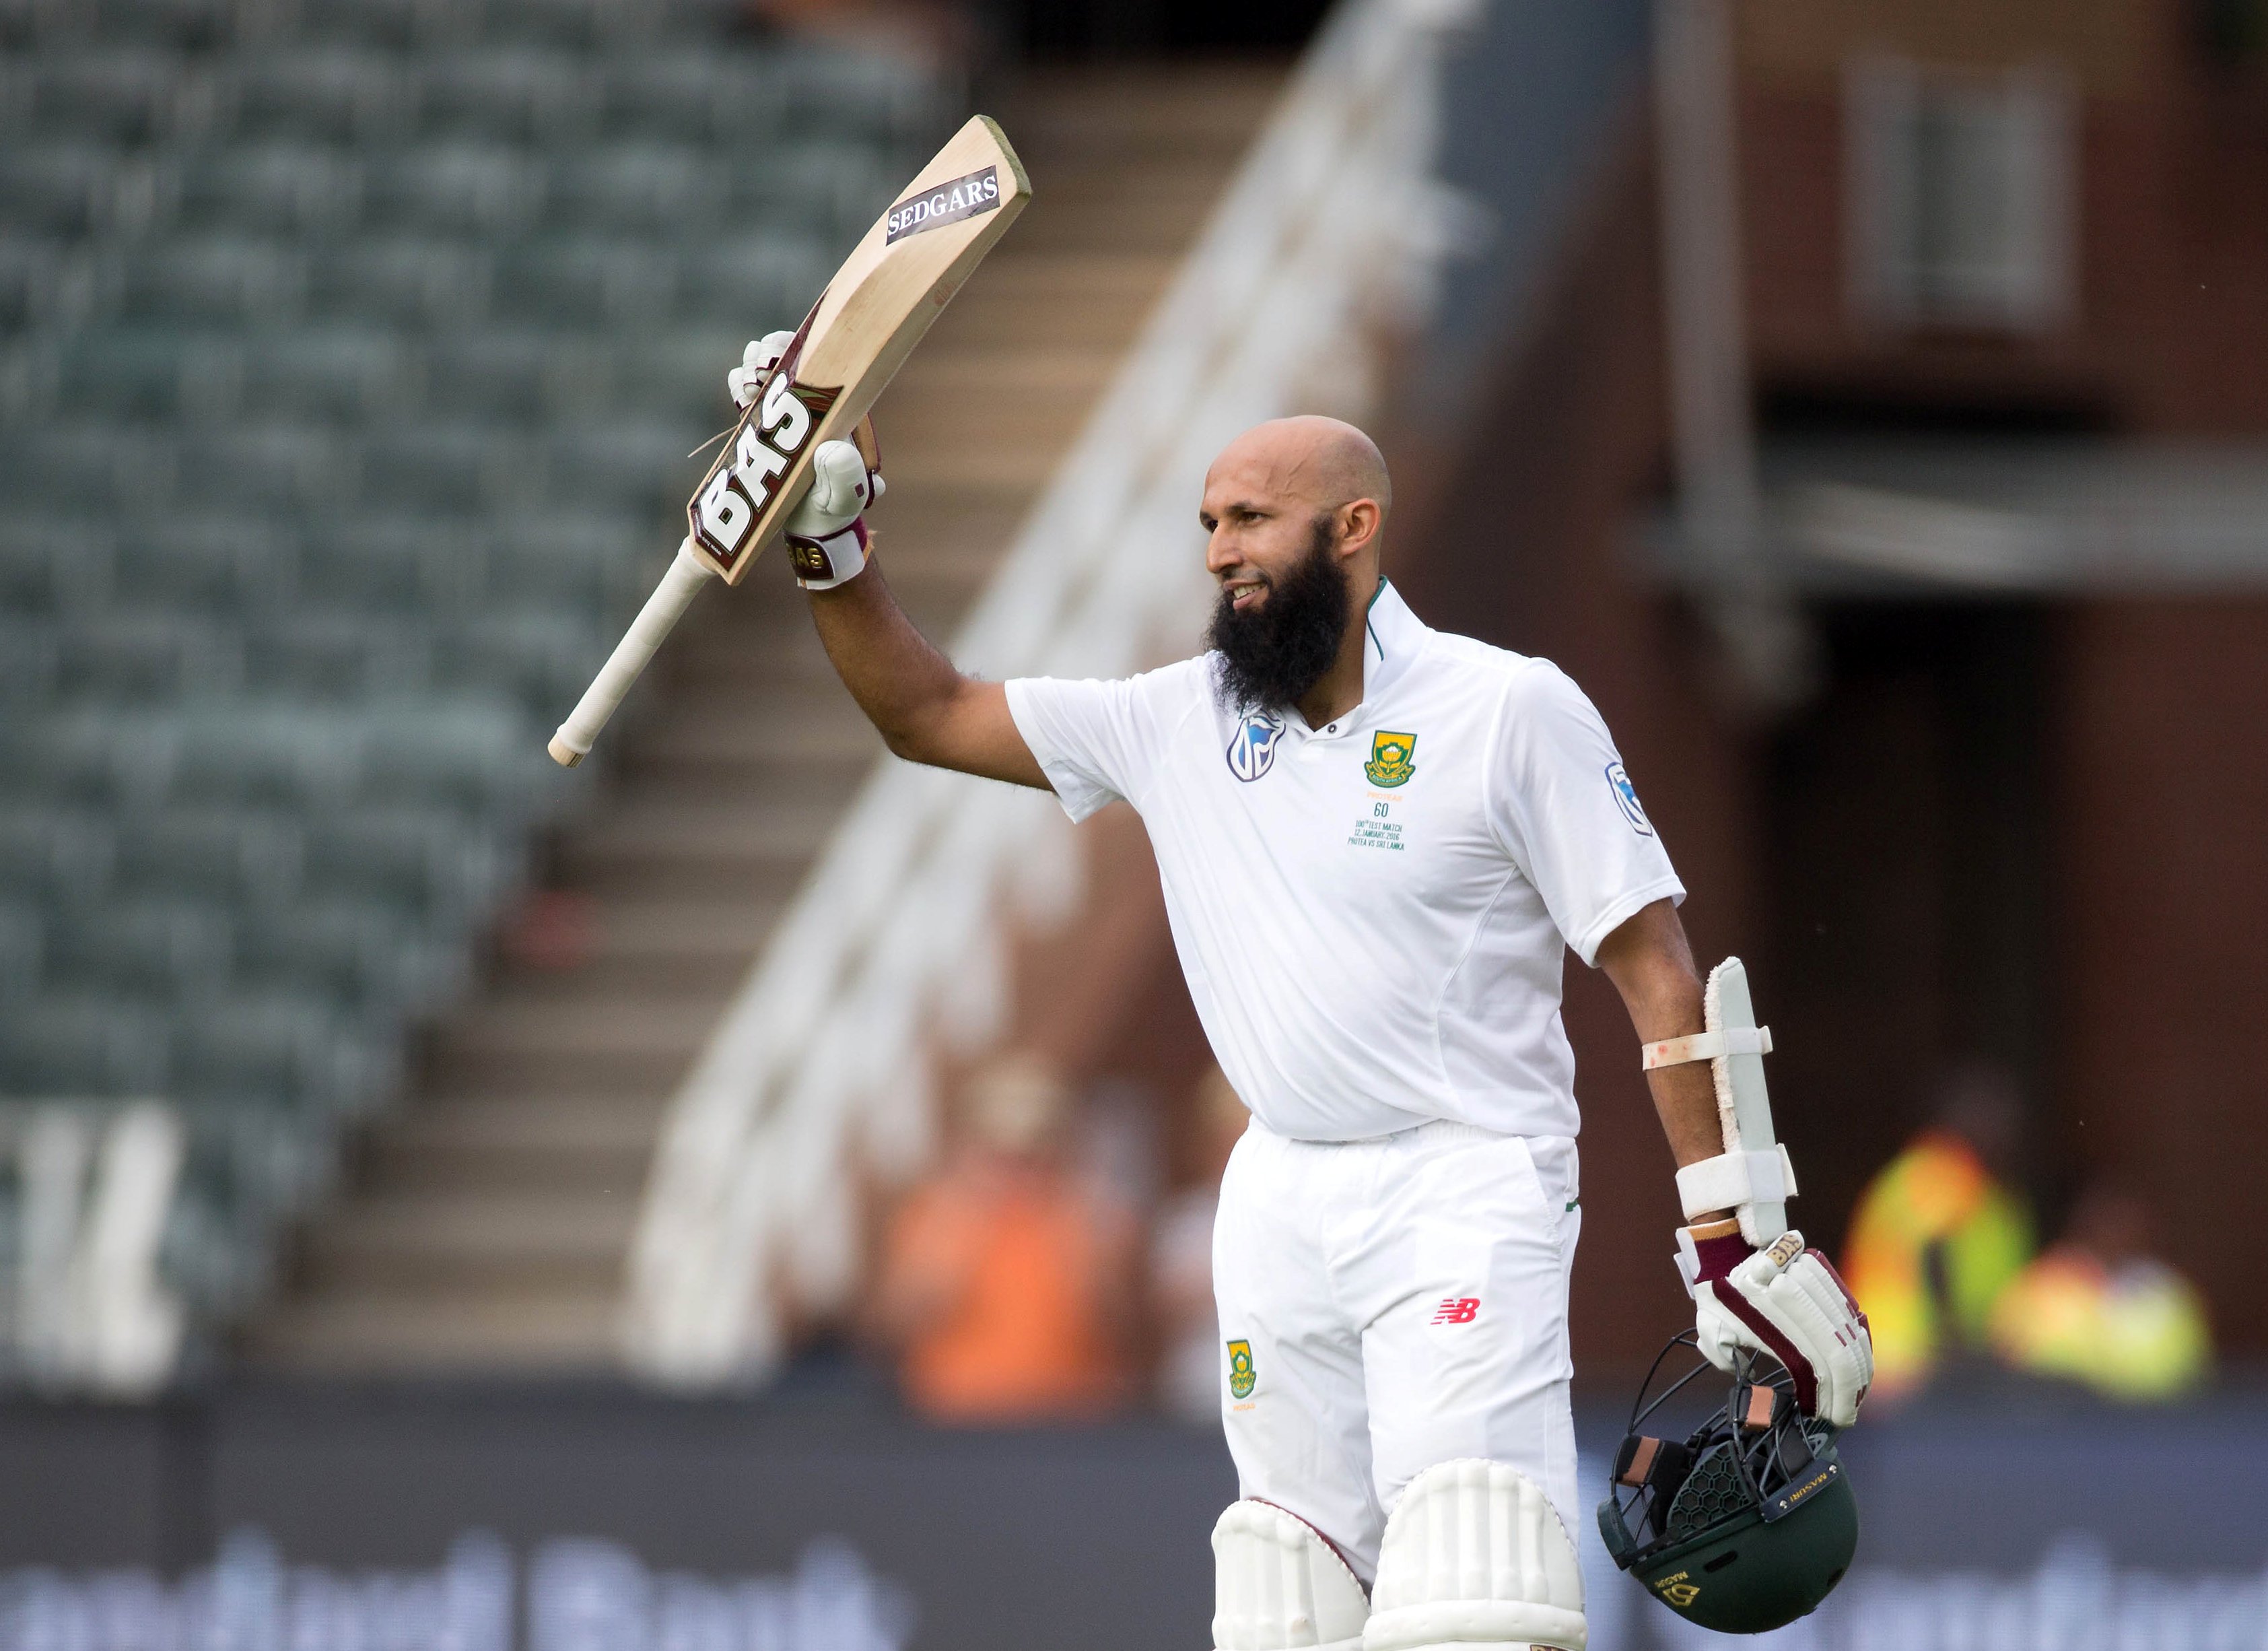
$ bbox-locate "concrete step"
[1009,65,1283,152]
[590,894,786,968]
[605,747,876,809]
[561,799,843,884]
[250,1290,623,1373]
[295,1190,638,1293]
[917,256,1177,349]
[626,700,883,766]
[363,1094,664,1193]
[1010,164,1243,255]
[423,994,724,1096]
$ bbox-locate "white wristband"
[1674,1145,1798,1223]
[788,518,869,591]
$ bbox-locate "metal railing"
[622,0,1481,1384]
[0,1099,184,1396]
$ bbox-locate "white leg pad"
[1363,1460,1586,1651]
[1213,1500,1371,1651]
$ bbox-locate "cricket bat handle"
[549,537,718,767]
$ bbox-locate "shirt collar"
[1361,578,1427,704]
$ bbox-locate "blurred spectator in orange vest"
[1151,1067,1251,1422]
[1842,1063,2034,1401]
[1990,1180,2211,1402]
[874,1052,1138,1422]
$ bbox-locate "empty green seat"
[305,234,491,324]
[0,809,112,905]
[111,807,302,910]
[0,903,37,1003]
[33,329,199,420]
[233,896,462,1013]
[0,424,137,504]
[596,49,776,145]
[44,896,234,999]
[413,47,590,144]
[364,143,545,236]
[0,145,126,235]
[0,48,186,144]
[0,616,60,703]
[162,144,365,238]
[0,234,65,327]
[174,424,347,510]
[167,989,394,1115]
[0,518,110,613]
[114,514,296,615]
[0,993,171,1093]
[545,143,718,233]
[474,510,648,611]
[237,328,413,421]
[215,47,409,144]
[302,515,476,611]
[356,421,506,512]
[412,328,565,422]
[102,234,310,325]
[491,234,677,328]
[353,694,543,812]
[50,609,245,701]
[675,230,828,326]
[298,805,514,924]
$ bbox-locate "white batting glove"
[1683,1222,1873,1428]
[728,330,797,410]
[784,438,884,590]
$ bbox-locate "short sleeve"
[1487,662,1686,966]
[1006,670,1177,823]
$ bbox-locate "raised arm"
[721,331,1048,790]
[805,555,1047,788]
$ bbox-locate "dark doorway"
[1758,601,2055,1255]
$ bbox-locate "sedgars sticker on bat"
[887,166,1002,243]
[692,363,837,571]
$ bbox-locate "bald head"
[1209,415,1392,525]
[1198,417,1392,720]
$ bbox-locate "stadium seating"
[0,0,942,1351]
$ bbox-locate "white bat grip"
[549,537,718,767]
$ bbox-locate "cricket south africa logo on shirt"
[1364,731,1417,788]
[1226,1339,1257,1399]
[1606,761,1653,836]
[1225,714,1283,782]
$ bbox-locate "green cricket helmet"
[1597,1333,1859,1635]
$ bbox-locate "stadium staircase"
[0,0,945,1375]
[246,64,1279,1370]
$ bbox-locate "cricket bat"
[547,114,1031,767]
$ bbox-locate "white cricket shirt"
[1005,582,1684,1141]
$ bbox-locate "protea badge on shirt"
[1364,731,1417,788]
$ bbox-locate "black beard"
[1207,516,1351,717]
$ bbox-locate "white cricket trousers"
[1212,1118,1581,1582]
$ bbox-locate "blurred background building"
[0,0,2263,1647]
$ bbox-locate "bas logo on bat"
[886,166,1000,243]
[694,367,839,564]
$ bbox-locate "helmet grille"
[1663,1440,1752,1544]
